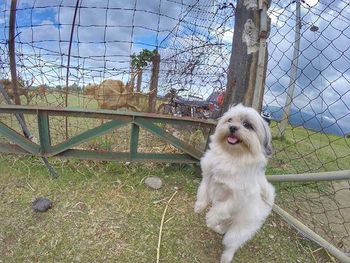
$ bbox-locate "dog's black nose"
[229,125,238,134]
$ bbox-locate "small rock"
[269,234,274,239]
[145,177,163,190]
[31,136,39,144]
[32,197,52,212]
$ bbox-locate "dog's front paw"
[211,224,227,235]
[206,213,220,229]
[220,251,235,263]
[194,201,207,213]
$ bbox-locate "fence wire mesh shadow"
[0,0,349,260]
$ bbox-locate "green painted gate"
[0,105,215,163]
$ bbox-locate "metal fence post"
[277,0,301,138]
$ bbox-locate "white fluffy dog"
[194,104,275,263]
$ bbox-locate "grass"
[0,156,324,263]
[268,121,350,174]
[1,93,348,262]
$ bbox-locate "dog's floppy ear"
[261,119,273,157]
[264,137,272,157]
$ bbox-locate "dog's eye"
[227,118,232,123]
[243,121,254,130]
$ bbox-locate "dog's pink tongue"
[227,136,238,144]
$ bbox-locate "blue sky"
[0,0,232,95]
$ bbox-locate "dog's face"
[212,104,272,158]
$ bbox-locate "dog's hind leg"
[220,221,262,263]
[209,219,231,235]
[205,200,233,229]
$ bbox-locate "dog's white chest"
[209,169,260,204]
[209,177,232,202]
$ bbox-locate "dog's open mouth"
[227,135,241,145]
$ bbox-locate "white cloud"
[1,0,232,93]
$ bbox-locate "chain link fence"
[266,0,350,258]
[0,0,349,259]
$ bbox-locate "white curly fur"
[194,104,275,263]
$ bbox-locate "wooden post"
[8,0,30,131]
[136,68,142,93]
[129,66,135,93]
[8,0,21,106]
[252,0,271,112]
[222,0,271,113]
[65,0,80,139]
[135,68,142,106]
[148,52,160,113]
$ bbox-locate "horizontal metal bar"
[57,149,130,161]
[267,170,350,182]
[0,143,198,163]
[136,153,198,163]
[0,105,216,127]
[0,143,29,154]
[50,119,129,156]
[135,117,203,160]
[140,116,214,128]
[0,122,40,154]
[59,151,198,163]
[273,204,350,263]
[1,142,348,174]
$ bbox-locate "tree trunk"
[135,69,142,106]
[148,52,160,113]
[136,69,142,93]
[8,0,21,106]
[129,66,136,93]
[221,0,271,114]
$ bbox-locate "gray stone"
[32,197,52,212]
[145,177,163,190]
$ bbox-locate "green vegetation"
[131,49,157,69]
[1,95,347,262]
[268,121,350,174]
[0,157,326,263]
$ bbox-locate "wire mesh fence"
[0,0,349,259]
[266,0,350,257]
[266,0,350,173]
[0,0,232,111]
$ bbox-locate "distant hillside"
[265,105,350,136]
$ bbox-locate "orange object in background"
[217,92,224,106]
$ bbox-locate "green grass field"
[269,121,350,174]
[0,92,348,262]
[0,157,331,263]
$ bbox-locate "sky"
[0,2,179,75]
[0,0,232,93]
[265,0,350,134]
[0,0,349,134]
